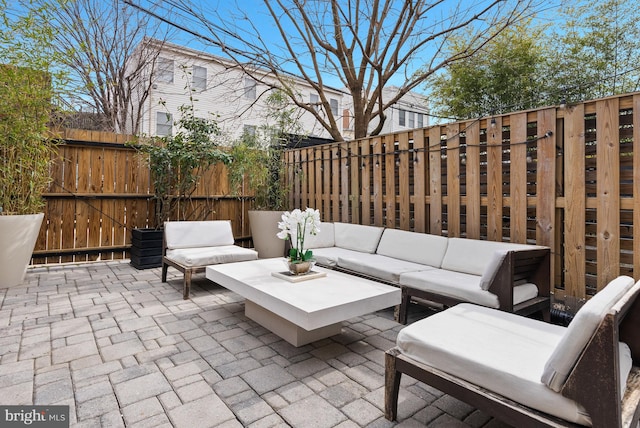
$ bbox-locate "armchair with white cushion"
[161,220,258,299]
[385,276,640,427]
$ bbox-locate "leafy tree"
[0,0,66,214]
[427,20,547,120]
[135,101,231,224]
[544,0,640,103]
[228,89,304,211]
[428,0,640,118]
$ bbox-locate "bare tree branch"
[131,0,545,140]
[33,0,171,134]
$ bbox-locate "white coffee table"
[205,258,401,346]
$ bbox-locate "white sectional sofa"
[304,222,551,323]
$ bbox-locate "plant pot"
[286,259,315,275]
[248,210,286,259]
[0,213,44,288]
[130,228,164,269]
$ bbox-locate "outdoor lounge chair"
[385,276,640,427]
[161,220,258,299]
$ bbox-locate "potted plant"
[228,90,304,258]
[0,5,63,287]
[131,101,231,268]
[277,208,321,274]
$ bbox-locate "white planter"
[248,210,286,259]
[0,213,44,288]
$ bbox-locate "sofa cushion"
[165,245,258,267]
[311,247,366,267]
[399,269,538,308]
[441,238,544,276]
[165,220,235,249]
[375,229,448,268]
[541,275,636,392]
[333,223,384,253]
[478,249,509,291]
[302,222,335,249]
[337,254,435,284]
[396,304,593,425]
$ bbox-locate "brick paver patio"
[0,261,509,427]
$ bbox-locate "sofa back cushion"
[299,222,335,249]
[376,229,449,267]
[541,275,636,392]
[441,238,538,276]
[333,223,384,253]
[165,220,235,249]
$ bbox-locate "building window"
[408,112,415,128]
[398,109,406,126]
[330,98,339,116]
[156,57,174,84]
[156,112,172,136]
[417,113,424,128]
[192,65,206,90]
[310,93,319,111]
[244,77,256,99]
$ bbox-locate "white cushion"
[333,223,384,253]
[311,247,367,267]
[165,220,235,249]
[337,254,435,284]
[399,269,538,308]
[441,238,546,276]
[478,250,509,291]
[165,245,258,267]
[541,275,636,391]
[397,304,591,425]
[375,229,449,268]
[301,222,335,249]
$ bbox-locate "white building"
[131,39,429,142]
[341,86,430,139]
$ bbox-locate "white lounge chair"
[385,276,640,427]
[161,220,258,299]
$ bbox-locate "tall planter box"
[130,228,163,269]
[0,213,44,287]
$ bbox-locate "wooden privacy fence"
[284,92,640,306]
[33,129,252,265]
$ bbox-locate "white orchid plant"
[277,208,321,263]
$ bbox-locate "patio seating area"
[0,261,510,427]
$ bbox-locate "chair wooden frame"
[397,248,552,324]
[161,249,204,300]
[385,282,640,427]
[160,221,258,299]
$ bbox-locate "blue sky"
[130,0,566,93]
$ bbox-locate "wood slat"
[465,121,481,239]
[596,98,621,290]
[634,95,640,282]
[564,103,587,299]
[398,133,410,230]
[510,113,528,243]
[447,123,461,237]
[487,117,502,241]
[413,130,427,233]
[350,140,360,224]
[429,127,442,234]
[384,135,396,228]
[373,137,383,226]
